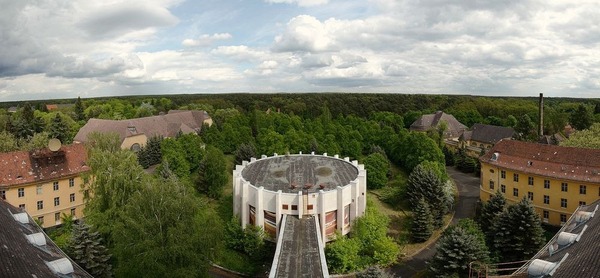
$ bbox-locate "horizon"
[2,1,600,101]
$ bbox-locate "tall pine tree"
[70,222,113,278]
[477,190,506,245]
[429,222,489,277]
[411,198,434,242]
[406,162,447,227]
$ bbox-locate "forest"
[1,93,599,277]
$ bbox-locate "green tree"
[411,198,434,242]
[70,221,113,278]
[234,142,257,165]
[351,202,400,268]
[356,266,396,278]
[0,131,19,152]
[429,222,489,278]
[160,138,191,180]
[570,104,593,131]
[514,114,537,141]
[112,177,221,277]
[85,132,121,153]
[176,133,204,172]
[49,113,71,143]
[561,123,600,149]
[406,162,448,227]
[74,96,86,121]
[364,152,390,189]
[395,132,444,172]
[197,146,228,199]
[325,235,362,273]
[137,135,163,168]
[477,191,506,245]
[491,198,545,262]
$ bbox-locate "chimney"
[538,93,544,137]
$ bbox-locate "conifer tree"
[491,198,545,262]
[234,142,257,165]
[407,163,446,227]
[70,222,113,278]
[49,113,70,143]
[74,96,85,121]
[429,224,489,277]
[411,198,434,242]
[478,190,506,245]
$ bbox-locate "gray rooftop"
[241,155,359,194]
[271,216,326,278]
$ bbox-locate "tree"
[234,142,257,165]
[351,202,400,268]
[429,222,489,278]
[561,123,600,149]
[477,191,506,245]
[0,131,18,152]
[514,114,537,141]
[70,221,113,278]
[112,177,222,277]
[406,162,448,227]
[395,132,444,172]
[49,113,70,143]
[325,235,362,273]
[74,96,85,121]
[176,133,204,172]
[570,104,593,131]
[137,135,163,168]
[159,138,190,180]
[491,198,545,262]
[364,153,390,189]
[411,198,434,242]
[197,146,228,199]
[356,266,396,278]
[85,132,121,153]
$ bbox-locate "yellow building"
[480,140,600,226]
[0,143,90,228]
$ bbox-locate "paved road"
[390,166,481,277]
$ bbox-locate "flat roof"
[273,216,325,278]
[241,155,359,194]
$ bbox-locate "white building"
[233,153,367,242]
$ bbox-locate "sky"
[1,0,599,101]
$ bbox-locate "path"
[390,166,481,277]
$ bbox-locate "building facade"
[233,153,367,242]
[0,143,90,228]
[480,140,600,226]
[458,123,515,157]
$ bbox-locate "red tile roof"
[480,140,600,183]
[0,143,89,188]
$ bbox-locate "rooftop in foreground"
[241,154,359,194]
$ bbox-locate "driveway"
[390,166,481,277]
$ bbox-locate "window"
[513,188,519,197]
[544,180,550,189]
[55,212,61,222]
[489,181,495,190]
[560,214,567,224]
[70,193,75,203]
[528,192,533,201]
[528,176,534,185]
[543,210,549,220]
[130,143,141,152]
[579,201,587,206]
[54,197,60,206]
[291,205,298,210]
[36,185,43,195]
[561,198,567,208]
[501,170,506,179]
[544,195,550,204]
[561,182,568,192]
[71,208,76,216]
[53,181,59,191]
[0,190,5,200]
[580,185,587,195]
[513,173,519,182]
[307,204,313,210]
[37,216,44,225]
[18,204,25,209]
[282,204,288,210]
[501,184,506,193]
[69,178,74,187]
[18,188,24,198]
[37,200,43,210]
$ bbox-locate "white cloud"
[272,15,336,52]
[182,33,232,47]
[264,0,329,7]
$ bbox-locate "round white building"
[233,153,367,242]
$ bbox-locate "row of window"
[24,194,77,210]
[542,210,568,224]
[490,183,588,209]
[496,172,596,195]
[36,208,77,225]
[4,178,77,199]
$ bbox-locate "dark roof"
[464,123,515,144]
[410,111,467,138]
[0,143,89,188]
[480,140,600,183]
[538,133,566,145]
[0,200,93,277]
[513,199,600,277]
[272,215,327,278]
[74,110,208,143]
[241,155,359,194]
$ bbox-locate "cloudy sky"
[1,0,599,101]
